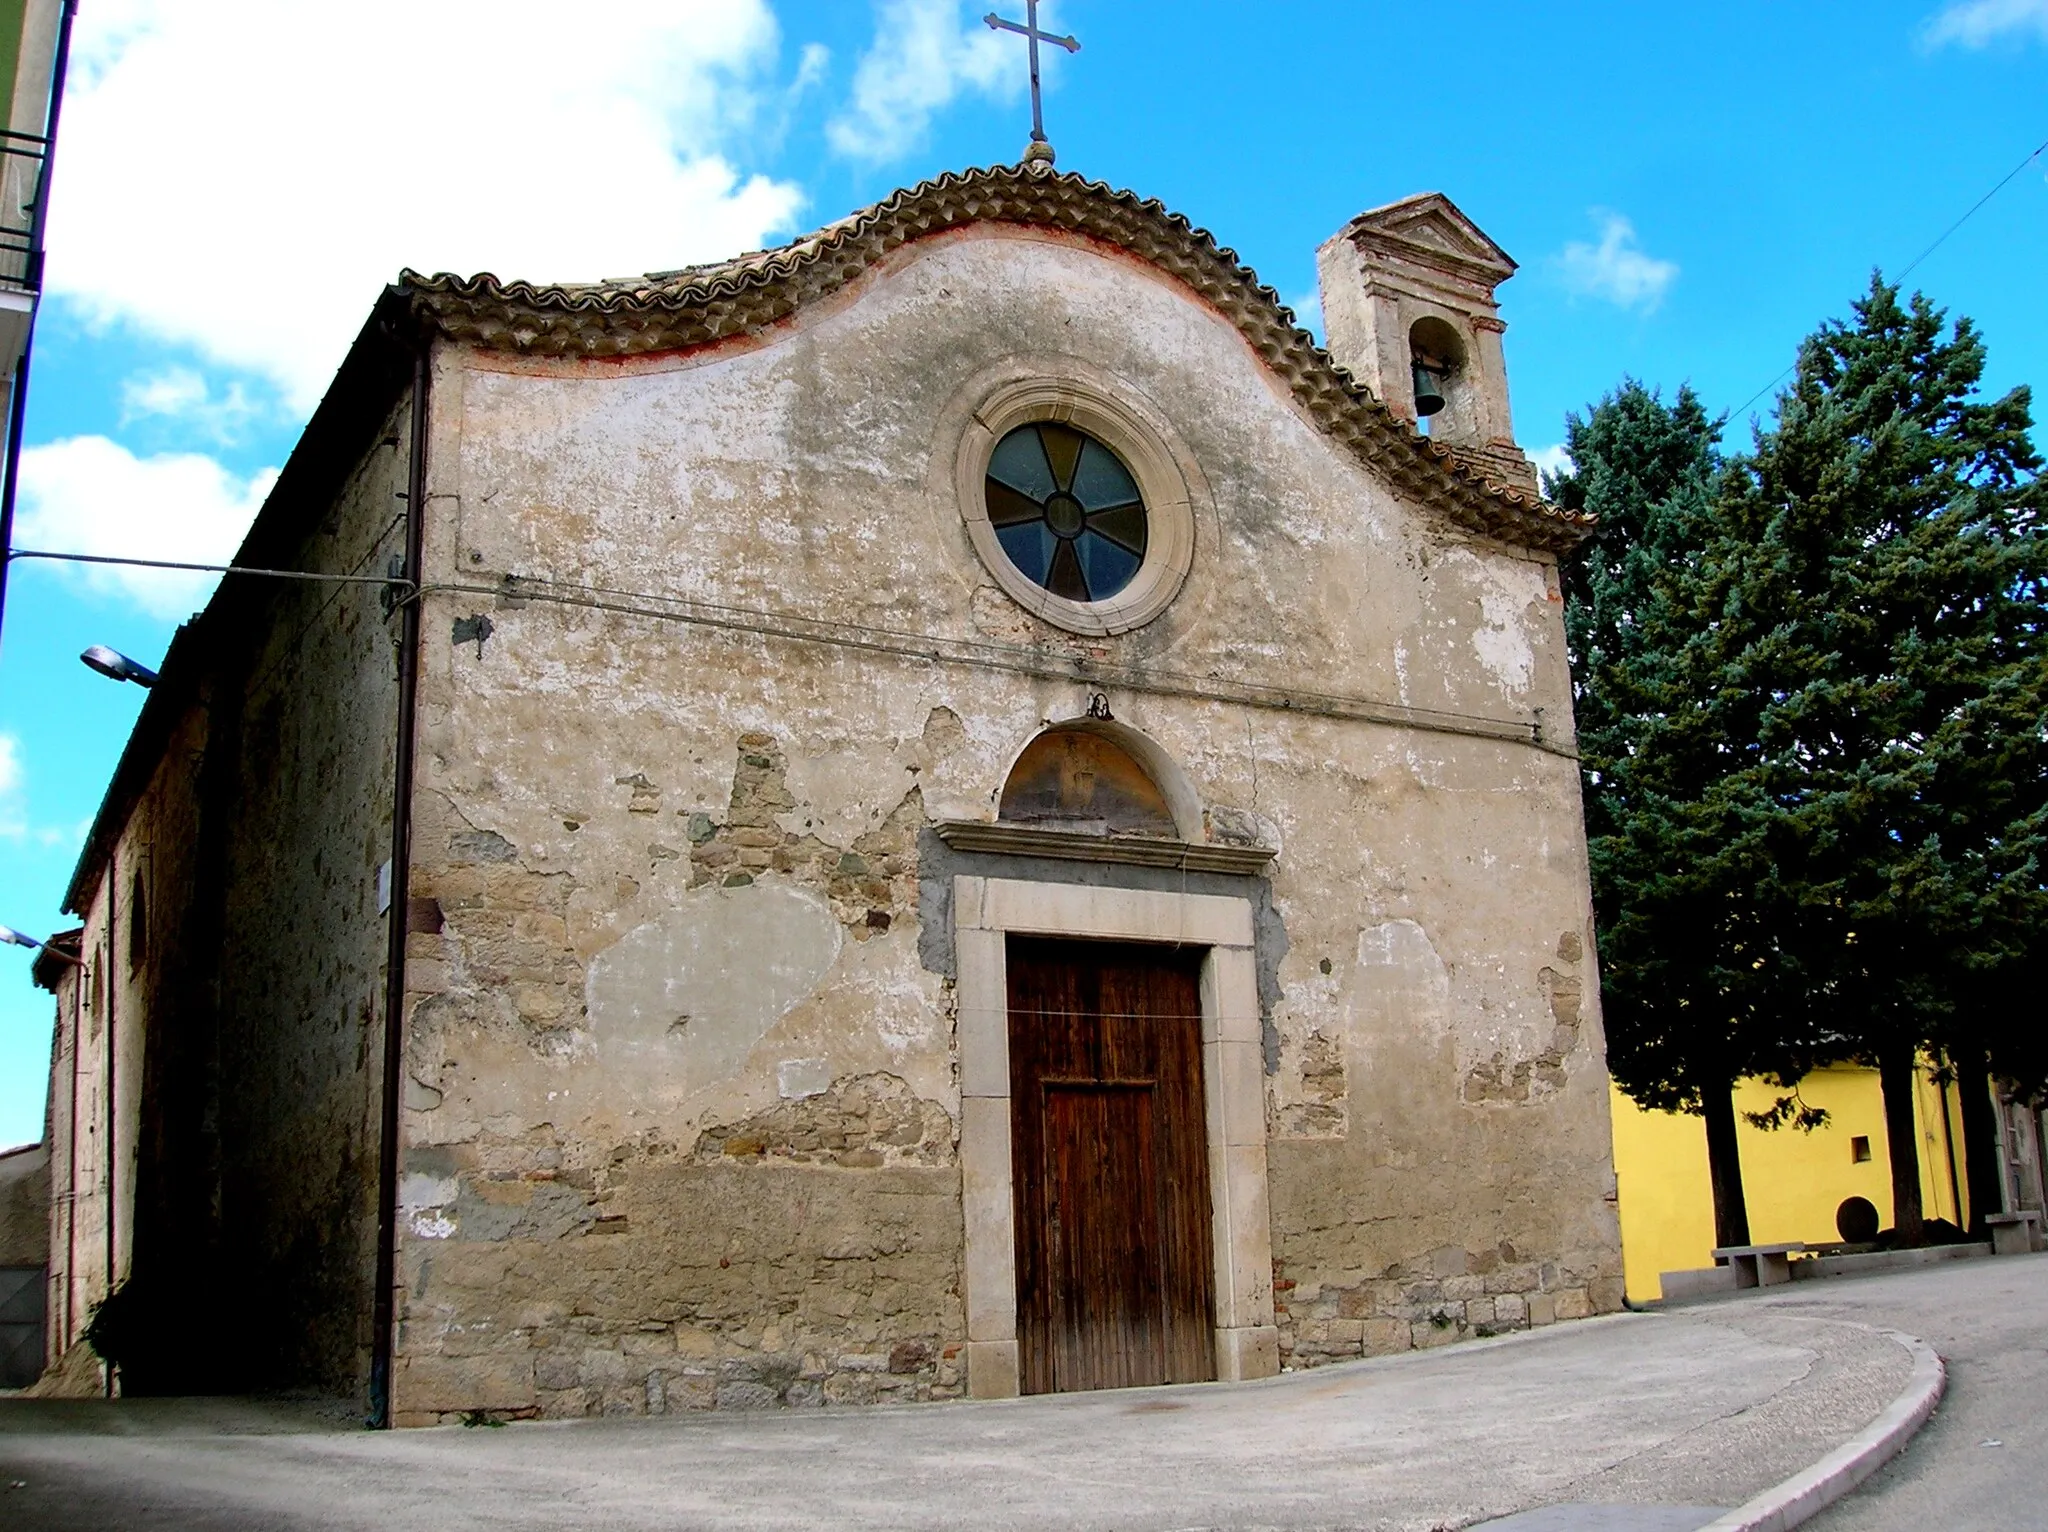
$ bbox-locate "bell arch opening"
[1408,314,1470,438]
[996,721,1198,840]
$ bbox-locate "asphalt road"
[0,1292,1929,1532]
[1757,1249,2048,1531]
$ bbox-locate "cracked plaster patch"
[1343,918,1584,1106]
[692,1072,951,1168]
[1443,547,1547,696]
[584,881,842,1095]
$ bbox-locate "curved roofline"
[399,163,1592,555]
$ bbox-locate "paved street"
[1762,1251,2048,1531]
[0,1270,1961,1532]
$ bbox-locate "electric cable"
[5,540,1573,755]
[1733,132,2048,420]
[417,570,1573,757]
[5,547,414,590]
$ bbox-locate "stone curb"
[1695,1327,1945,1532]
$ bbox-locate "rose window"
[984,422,1148,604]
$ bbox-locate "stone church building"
[37,161,1622,1421]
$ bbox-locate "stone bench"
[1658,1265,1738,1302]
[1986,1210,2042,1256]
[1711,1242,1806,1288]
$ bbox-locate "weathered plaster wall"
[49,401,410,1395]
[38,953,90,1378]
[204,400,412,1391]
[39,680,204,1385]
[391,226,1619,1420]
[49,740,177,1379]
[0,1143,48,1266]
[0,1142,49,1387]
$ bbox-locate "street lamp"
[80,645,156,687]
[0,924,81,963]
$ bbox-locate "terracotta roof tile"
[400,163,1593,554]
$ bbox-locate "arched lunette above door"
[933,717,1275,875]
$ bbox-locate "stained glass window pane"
[987,479,1046,528]
[1078,531,1141,597]
[1045,539,1089,602]
[1087,502,1146,555]
[1071,439,1140,512]
[1038,424,1086,488]
[985,423,1148,604]
[988,428,1057,501]
[996,519,1055,586]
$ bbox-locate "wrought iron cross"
[984,1,1080,149]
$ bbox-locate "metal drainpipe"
[0,0,78,651]
[368,341,430,1429]
[62,947,80,1355]
[104,846,116,1398]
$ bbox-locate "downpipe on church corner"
[369,339,430,1430]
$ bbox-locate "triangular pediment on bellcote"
[1336,193,1517,286]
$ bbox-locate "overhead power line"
[1,544,1575,757]
[5,547,412,590]
[1894,134,2048,283]
[1733,133,2048,420]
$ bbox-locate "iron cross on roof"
[984,2,1079,159]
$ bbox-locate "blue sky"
[1,0,2044,1148]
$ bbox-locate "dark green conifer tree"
[1551,381,1812,1249]
[1704,277,2048,1240]
[1563,282,2047,1252]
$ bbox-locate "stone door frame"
[954,874,1279,1398]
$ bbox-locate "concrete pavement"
[1754,1251,2048,1531]
[0,1290,1945,1532]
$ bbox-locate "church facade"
[39,164,1622,1421]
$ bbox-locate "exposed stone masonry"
[395,1127,965,1425]
[693,1074,952,1168]
[1464,936,1587,1104]
[1275,1031,1346,1137]
[1274,1244,1624,1367]
[686,732,922,942]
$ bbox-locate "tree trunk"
[1955,1053,2007,1238]
[1878,1044,1926,1246]
[1702,1084,1752,1251]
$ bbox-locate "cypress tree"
[1705,276,2048,1240]
[1553,382,1810,1249]
[1560,281,2046,1251]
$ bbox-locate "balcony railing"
[0,126,51,293]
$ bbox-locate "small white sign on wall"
[777,1058,831,1100]
[376,859,393,916]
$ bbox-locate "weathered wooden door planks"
[1007,935,1215,1394]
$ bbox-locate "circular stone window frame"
[947,360,1203,637]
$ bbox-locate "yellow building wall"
[1611,1064,1975,1301]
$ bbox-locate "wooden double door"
[1007,936,1216,1394]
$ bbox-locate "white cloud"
[14,436,278,618]
[46,1,812,411]
[1922,0,2048,46]
[828,0,1028,163]
[0,734,82,848]
[1554,213,1679,313]
[1285,288,1324,339]
[793,42,834,97]
[121,366,267,444]
[1529,443,1573,484]
[0,733,23,842]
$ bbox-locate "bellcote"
[1315,193,1538,495]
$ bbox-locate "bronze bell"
[1411,358,1447,418]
